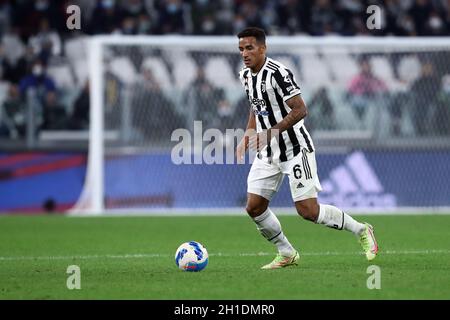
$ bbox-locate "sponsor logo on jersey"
[251,98,269,116]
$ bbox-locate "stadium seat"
[109,56,138,84]
[398,55,421,84]
[322,50,359,89]
[47,64,75,89]
[171,53,197,90]
[1,32,25,65]
[141,56,172,89]
[370,56,396,88]
[0,81,8,105]
[299,52,333,92]
[275,56,300,79]
[204,57,238,89]
[72,60,89,87]
[64,37,88,62]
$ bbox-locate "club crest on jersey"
[261,80,266,93]
[251,98,269,116]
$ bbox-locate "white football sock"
[316,204,365,236]
[253,208,296,256]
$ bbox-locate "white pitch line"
[0,249,449,262]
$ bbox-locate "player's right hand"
[236,136,249,163]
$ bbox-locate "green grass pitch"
[0,214,449,300]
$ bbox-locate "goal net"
[72,36,450,215]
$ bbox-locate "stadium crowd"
[0,0,450,142]
[2,0,449,37]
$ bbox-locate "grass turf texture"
[0,214,449,300]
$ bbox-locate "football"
[175,241,209,272]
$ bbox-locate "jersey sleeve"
[238,69,246,86]
[239,69,250,98]
[271,67,301,102]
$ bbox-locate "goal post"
[70,37,104,214]
[70,36,450,215]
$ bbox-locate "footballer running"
[235,27,379,269]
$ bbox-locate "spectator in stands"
[237,1,265,31]
[335,0,365,35]
[396,14,417,36]
[190,0,221,35]
[102,66,123,129]
[28,18,62,64]
[6,45,36,84]
[347,58,388,124]
[424,10,447,36]
[156,0,186,34]
[0,117,9,137]
[131,66,183,140]
[88,0,124,34]
[40,91,68,130]
[310,0,341,35]
[1,84,26,138]
[120,0,148,19]
[409,0,434,36]
[211,96,248,150]
[0,43,14,82]
[275,0,311,35]
[184,66,229,130]
[1,0,450,146]
[436,75,450,135]
[446,6,450,33]
[118,1,155,36]
[136,12,154,34]
[19,58,56,103]
[0,0,448,39]
[214,96,238,132]
[410,61,441,135]
[232,14,247,35]
[13,0,63,40]
[112,0,148,35]
[0,1,12,33]
[307,87,336,132]
[118,16,138,35]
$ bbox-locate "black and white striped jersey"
[238,57,315,162]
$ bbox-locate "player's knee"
[296,203,319,222]
[246,203,268,218]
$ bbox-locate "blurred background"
[0,0,449,214]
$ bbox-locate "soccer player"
[235,27,378,269]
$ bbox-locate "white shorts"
[247,149,322,202]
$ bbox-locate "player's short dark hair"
[237,27,266,45]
